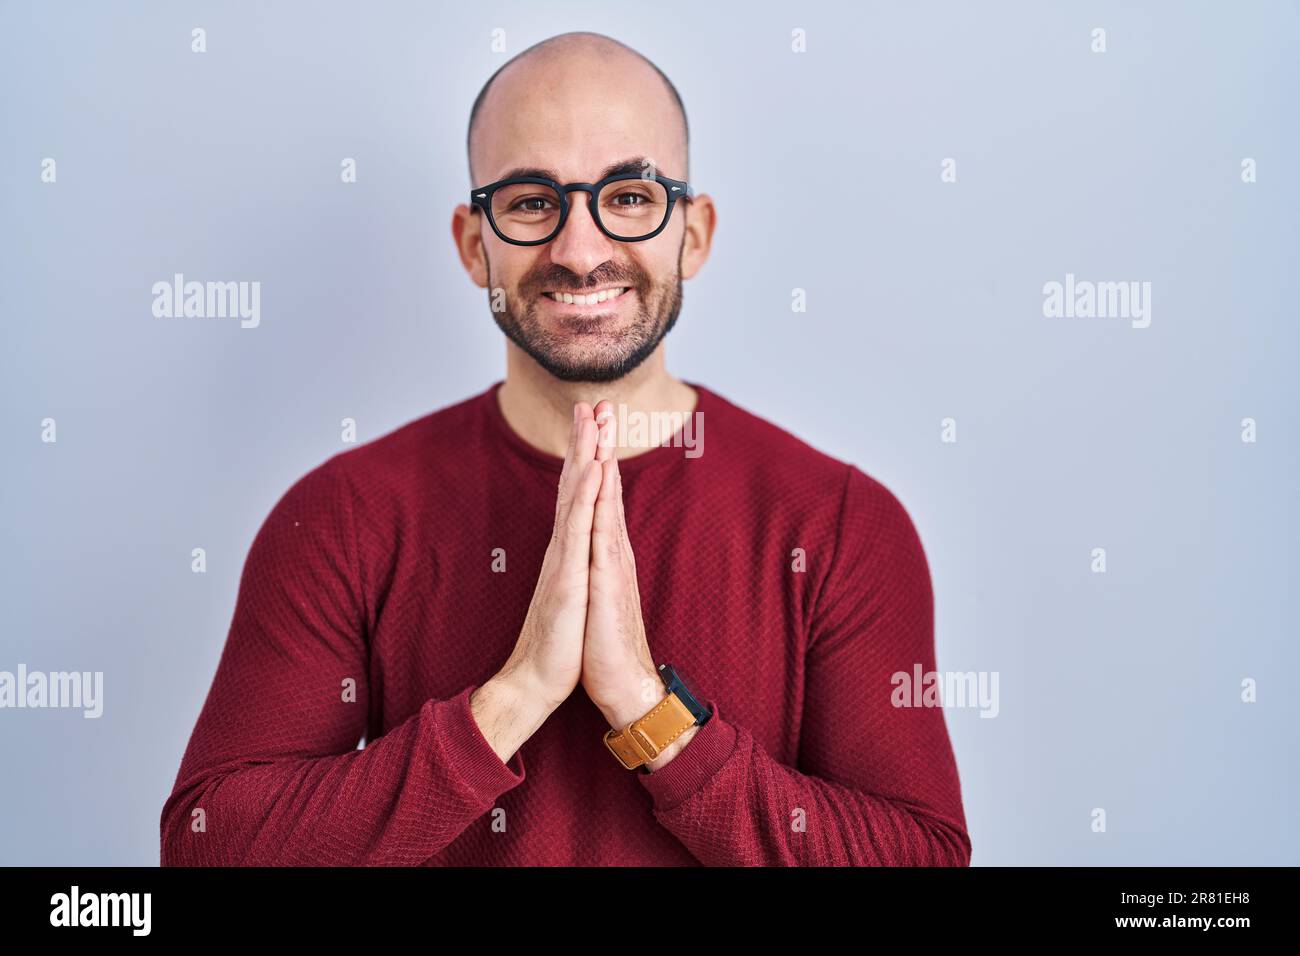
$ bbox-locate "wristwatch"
[603,663,714,771]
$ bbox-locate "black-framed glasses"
[470,171,694,245]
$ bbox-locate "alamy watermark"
[50,886,150,935]
[152,273,260,328]
[0,665,103,718]
[1042,273,1151,329]
[595,402,703,459]
[891,664,999,718]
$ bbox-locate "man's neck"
[496,347,698,460]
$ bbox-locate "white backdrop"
[1,0,1296,864]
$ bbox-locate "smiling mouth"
[541,286,631,306]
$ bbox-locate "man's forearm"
[470,671,556,765]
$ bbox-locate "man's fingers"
[574,411,598,470]
[554,408,580,518]
[594,399,615,463]
[555,405,597,531]
[559,459,602,572]
[613,455,632,557]
[591,399,624,570]
[591,457,621,572]
[558,403,579,489]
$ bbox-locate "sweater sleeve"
[637,465,972,866]
[160,456,525,866]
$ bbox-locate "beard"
[485,241,684,383]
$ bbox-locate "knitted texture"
[161,380,971,866]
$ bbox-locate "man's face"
[466,51,691,383]
[481,179,685,383]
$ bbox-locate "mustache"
[530,273,641,295]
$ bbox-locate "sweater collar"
[481,379,708,477]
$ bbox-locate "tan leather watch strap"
[603,691,698,770]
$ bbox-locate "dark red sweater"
[160,380,971,866]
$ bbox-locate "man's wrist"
[494,662,566,717]
[641,724,699,772]
[597,665,663,731]
[471,669,557,764]
[600,667,701,772]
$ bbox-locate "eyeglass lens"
[489,179,670,242]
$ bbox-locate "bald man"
[162,32,972,867]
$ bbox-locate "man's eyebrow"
[596,156,654,179]
[492,156,655,184]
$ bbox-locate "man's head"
[454,32,714,383]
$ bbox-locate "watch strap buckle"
[603,692,698,770]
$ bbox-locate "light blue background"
[2,0,1296,865]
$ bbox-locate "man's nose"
[548,191,614,277]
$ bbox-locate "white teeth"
[547,287,627,305]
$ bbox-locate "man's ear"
[452,204,490,288]
[679,194,717,282]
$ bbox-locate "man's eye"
[513,196,554,213]
[611,192,646,206]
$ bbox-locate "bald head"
[466,32,689,186]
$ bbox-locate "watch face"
[661,663,707,717]
[675,670,701,706]
[658,663,680,694]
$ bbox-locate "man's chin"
[523,348,651,383]
[491,285,680,384]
